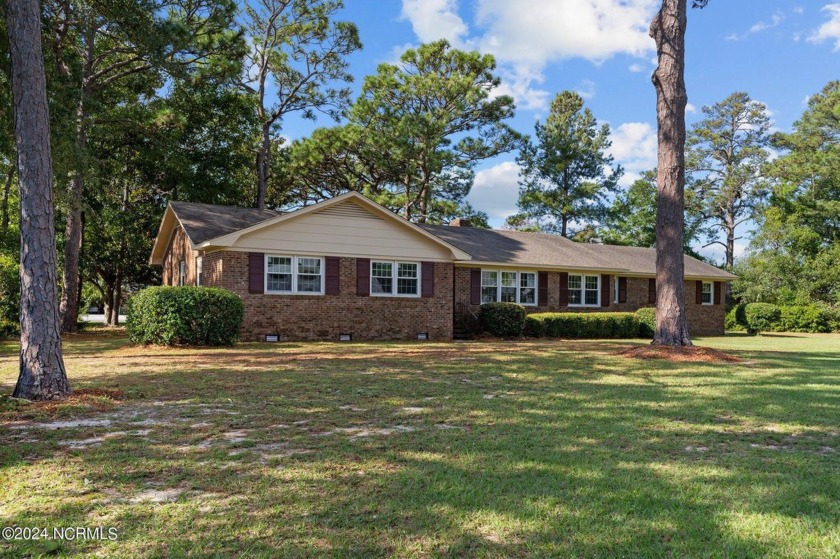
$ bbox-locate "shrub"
[524,312,640,339]
[743,303,781,335]
[635,307,656,338]
[0,318,19,340]
[776,305,831,333]
[823,307,840,333]
[0,254,19,330]
[725,304,747,331]
[126,286,243,346]
[479,302,526,338]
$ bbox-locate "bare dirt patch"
[617,345,743,363]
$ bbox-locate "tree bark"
[59,100,86,333]
[8,0,71,400]
[650,0,692,346]
[255,124,271,209]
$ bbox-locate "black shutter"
[248,253,264,294]
[538,271,548,307]
[696,280,704,305]
[421,262,435,298]
[648,278,656,304]
[618,277,628,303]
[558,272,569,306]
[357,258,370,296]
[601,274,611,307]
[470,268,481,305]
[325,257,340,295]
[714,281,723,305]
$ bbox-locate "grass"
[1,330,839,558]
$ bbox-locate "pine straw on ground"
[0,388,125,421]
[617,345,743,363]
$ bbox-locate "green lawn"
[1,332,839,558]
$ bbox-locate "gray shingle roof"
[169,201,279,245]
[420,224,736,279]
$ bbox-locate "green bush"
[744,303,781,335]
[479,302,526,338]
[126,286,243,346]
[635,307,656,338]
[823,307,840,333]
[725,304,747,331]
[0,318,19,339]
[0,255,19,333]
[776,305,831,333]
[524,312,640,339]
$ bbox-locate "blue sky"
[279,1,840,262]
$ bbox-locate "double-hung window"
[568,274,600,307]
[371,261,419,296]
[480,270,538,306]
[701,281,713,304]
[178,260,186,286]
[196,257,203,286]
[265,255,323,294]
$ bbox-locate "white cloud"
[749,12,784,34]
[808,3,840,50]
[400,0,659,111]
[399,0,470,47]
[608,122,658,186]
[468,161,521,223]
[685,103,697,114]
[575,79,597,100]
[628,63,645,73]
[473,0,657,67]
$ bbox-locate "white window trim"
[568,274,601,307]
[701,281,714,305]
[479,269,539,307]
[196,256,203,286]
[178,260,186,286]
[264,255,325,295]
[370,260,421,298]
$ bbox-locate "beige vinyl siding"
[230,200,453,260]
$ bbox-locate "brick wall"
[161,226,198,286]
[454,267,725,336]
[207,252,454,341]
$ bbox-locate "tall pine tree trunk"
[59,101,86,333]
[650,0,692,346]
[8,0,71,400]
[255,124,271,209]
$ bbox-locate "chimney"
[449,218,472,227]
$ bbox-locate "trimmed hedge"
[777,305,832,333]
[126,286,243,346]
[524,312,640,339]
[635,307,656,338]
[744,303,781,335]
[479,302,526,338]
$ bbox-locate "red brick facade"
[161,237,725,340]
[453,267,725,336]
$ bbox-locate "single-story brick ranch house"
[150,191,735,341]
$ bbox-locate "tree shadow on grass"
[2,341,839,557]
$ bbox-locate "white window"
[196,257,203,286]
[265,255,323,294]
[480,270,538,306]
[371,261,419,297]
[178,260,186,286]
[569,274,600,307]
[701,281,713,305]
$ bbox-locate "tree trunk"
[255,124,271,209]
[650,0,692,346]
[59,100,86,333]
[1,165,13,234]
[109,275,122,326]
[561,215,568,238]
[8,0,71,400]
